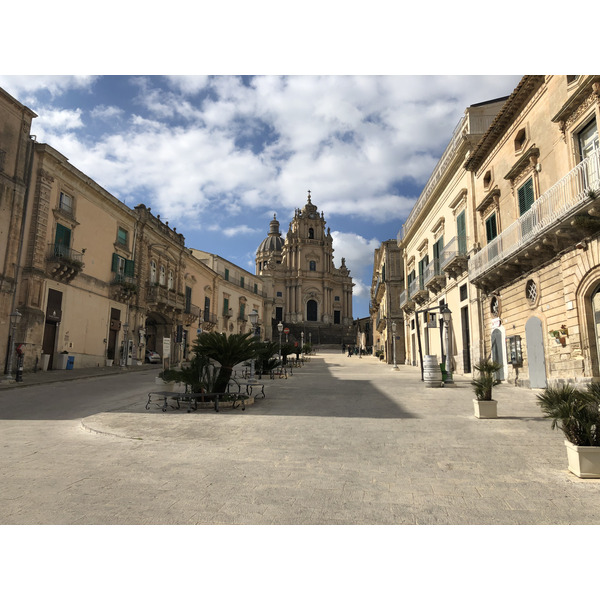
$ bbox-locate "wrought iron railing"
[440,236,469,270]
[469,149,600,281]
[47,243,84,264]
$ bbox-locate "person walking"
[347,346,353,357]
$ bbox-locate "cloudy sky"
[0,74,523,317]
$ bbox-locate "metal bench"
[145,390,247,413]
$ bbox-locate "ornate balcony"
[424,259,446,294]
[440,236,469,279]
[46,243,84,283]
[409,276,429,305]
[199,310,218,331]
[110,274,138,303]
[469,150,600,293]
[399,289,416,313]
[146,284,185,312]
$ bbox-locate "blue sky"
[0,74,523,317]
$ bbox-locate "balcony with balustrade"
[146,283,185,313]
[110,274,138,303]
[399,288,415,313]
[424,259,446,294]
[440,236,469,279]
[469,150,600,293]
[46,243,84,283]
[409,275,429,305]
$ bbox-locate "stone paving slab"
[1,350,600,524]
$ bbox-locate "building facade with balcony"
[370,239,405,364]
[191,250,266,340]
[465,75,600,388]
[398,96,508,373]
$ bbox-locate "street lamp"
[277,321,283,363]
[391,321,399,371]
[248,309,259,384]
[441,306,454,384]
[301,331,304,361]
[5,310,22,381]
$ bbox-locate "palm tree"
[193,331,260,393]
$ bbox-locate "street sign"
[283,327,290,334]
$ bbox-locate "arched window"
[308,228,314,239]
[159,265,166,286]
[307,299,318,321]
[168,269,174,290]
[309,261,316,271]
[150,260,156,283]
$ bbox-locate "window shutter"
[457,211,466,254]
[485,214,497,242]
[111,253,119,273]
[518,178,535,215]
[124,259,135,277]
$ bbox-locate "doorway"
[491,328,505,380]
[525,316,547,388]
[307,300,318,321]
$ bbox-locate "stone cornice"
[464,76,545,172]
[504,146,540,182]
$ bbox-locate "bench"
[145,390,247,413]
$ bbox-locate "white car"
[146,350,161,364]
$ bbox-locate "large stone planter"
[473,399,498,419]
[564,440,600,478]
[154,377,175,392]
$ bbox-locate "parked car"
[146,350,161,364]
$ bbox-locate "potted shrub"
[471,358,501,418]
[537,383,600,478]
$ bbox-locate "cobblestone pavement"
[1,350,599,525]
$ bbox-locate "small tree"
[471,358,501,401]
[537,383,600,446]
[193,331,260,393]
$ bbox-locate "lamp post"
[391,321,399,371]
[248,309,259,384]
[441,306,454,384]
[5,310,22,381]
[277,321,283,363]
[301,331,304,360]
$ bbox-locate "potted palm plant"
[537,383,600,478]
[471,358,501,418]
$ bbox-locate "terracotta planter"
[473,399,498,419]
[564,440,600,478]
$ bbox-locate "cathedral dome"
[257,213,284,254]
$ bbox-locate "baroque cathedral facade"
[256,192,354,345]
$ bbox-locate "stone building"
[0,88,36,374]
[0,84,227,373]
[398,95,507,374]
[465,75,600,387]
[370,239,405,364]
[256,192,354,345]
[191,250,266,339]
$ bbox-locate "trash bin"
[66,356,75,370]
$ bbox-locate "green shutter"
[485,214,497,242]
[457,211,466,254]
[224,268,229,281]
[518,178,535,216]
[223,298,229,315]
[124,259,135,277]
[111,253,120,273]
[55,223,71,249]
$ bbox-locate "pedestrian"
[347,346,352,357]
[342,343,346,353]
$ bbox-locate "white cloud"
[32,107,84,131]
[0,75,98,100]
[90,105,124,120]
